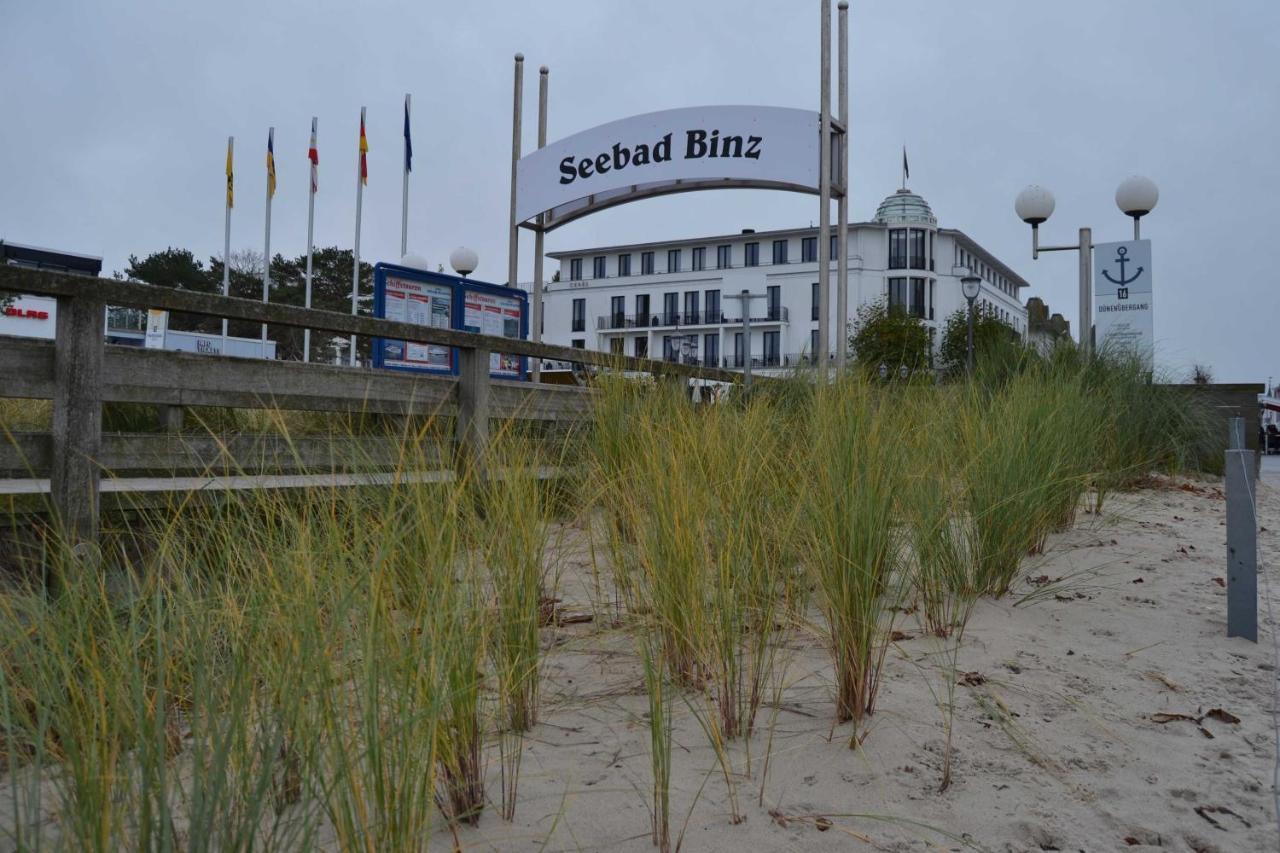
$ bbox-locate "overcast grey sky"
[3,0,1276,382]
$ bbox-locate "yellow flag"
[266,131,276,199]
[226,138,234,209]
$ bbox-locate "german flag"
[266,131,277,199]
[359,113,368,185]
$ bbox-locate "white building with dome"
[532,185,1030,372]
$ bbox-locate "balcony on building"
[596,305,788,331]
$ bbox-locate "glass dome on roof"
[874,188,937,227]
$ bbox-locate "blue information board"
[371,262,528,380]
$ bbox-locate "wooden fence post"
[50,296,105,548]
[159,405,184,433]
[456,346,491,479]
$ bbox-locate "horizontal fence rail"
[0,266,747,384]
[0,265,744,546]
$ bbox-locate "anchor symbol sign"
[1101,246,1143,300]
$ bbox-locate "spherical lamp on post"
[961,270,982,375]
[449,247,479,278]
[1014,185,1056,258]
[1115,175,1159,239]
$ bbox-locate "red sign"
[3,306,49,320]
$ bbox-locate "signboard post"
[371,262,528,380]
[1093,239,1153,366]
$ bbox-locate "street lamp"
[1013,176,1158,356]
[960,270,981,374]
[450,246,479,278]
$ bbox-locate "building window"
[772,239,788,265]
[910,277,926,319]
[801,237,817,263]
[717,244,732,269]
[744,242,759,267]
[593,256,607,278]
[763,331,780,366]
[618,253,632,277]
[704,333,719,367]
[705,289,720,323]
[636,293,651,326]
[684,335,699,365]
[733,332,744,367]
[928,280,935,321]
[830,234,838,261]
[887,277,908,312]
[609,337,623,355]
[811,281,820,321]
[641,251,654,275]
[888,229,907,269]
[810,328,818,356]
[569,258,583,280]
[662,292,678,325]
[767,285,780,320]
[691,247,706,271]
[662,335,678,362]
[684,290,700,324]
[611,295,625,328]
[909,230,926,270]
[667,249,681,274]
[635,336,648,358]
[928,231,935,272]
[571,298,586,332]
[571,338,585,349]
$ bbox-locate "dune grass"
[0,349,1228,849]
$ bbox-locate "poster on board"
[461,289,523,377]
[381,275,453,370]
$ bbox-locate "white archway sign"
[509,1,850,379]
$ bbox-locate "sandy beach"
[443,471,1280,852]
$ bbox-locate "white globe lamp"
[1014,185,1056,225]
[399,252,431,271]
[450,247,479,278]
[1115,175,1158,238]
[1115,175,1159,217]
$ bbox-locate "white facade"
[530,188,1029,372]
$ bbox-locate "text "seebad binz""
[559,130,763,185]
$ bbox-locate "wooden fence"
[0,265,744,546]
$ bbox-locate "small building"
[530,185,1030,373]
[1,240,275,358]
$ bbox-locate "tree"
[849,298,930,377]
[265,248,374,362]
[1190,363,1213,385]
[124,248,219,332]
[937,306,1021,376]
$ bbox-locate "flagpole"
[261,126,273,356]
[350,106,365,367]
[304,117,317,363]
[223,135,233,354]
[401,93,410,258]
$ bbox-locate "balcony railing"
[596,306,788,331]
[723,352,782,369]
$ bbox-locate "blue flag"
[403,99,412,174]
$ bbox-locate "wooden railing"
[0,265,744,545]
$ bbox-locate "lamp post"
[1013,176,1158,357]
[961,270,981,374]
[725,289,767,391]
